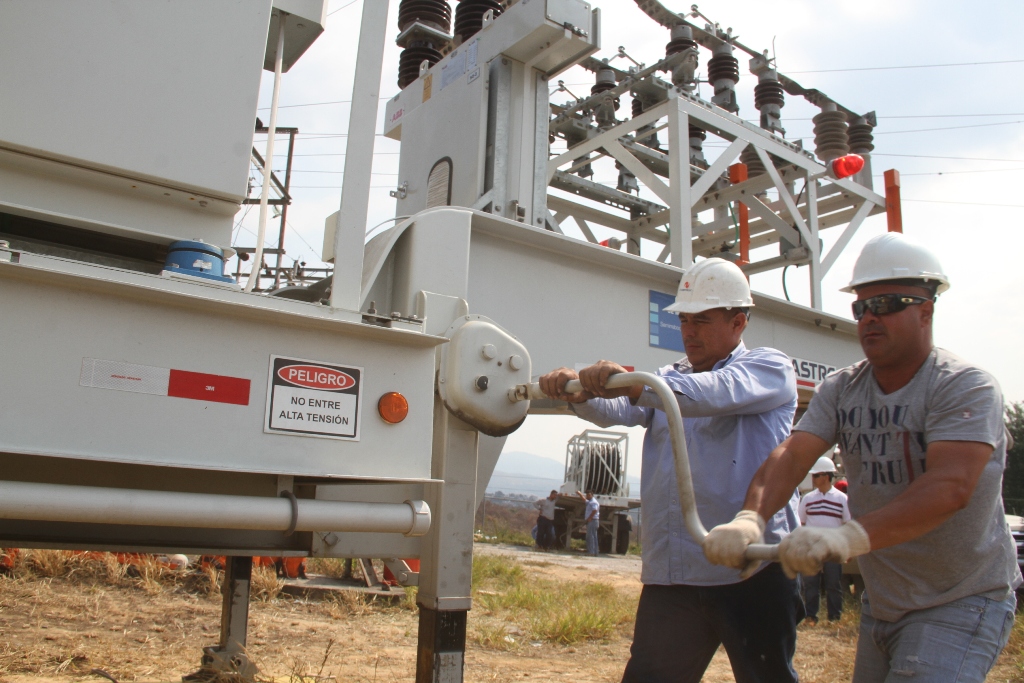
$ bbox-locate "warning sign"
[264,356,362,440]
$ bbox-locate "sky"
[238,0,1024,479]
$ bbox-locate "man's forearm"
[857,470,979,549]
[744,448,805,519]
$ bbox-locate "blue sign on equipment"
[648,290,684,352]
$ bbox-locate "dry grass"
[469,554,635,647]
[1,550,1023,683]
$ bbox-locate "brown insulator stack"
[665,24,699,90]
[812,109,850,163]
[666,28,697,57]
[847,116,875,156]
[740,146,765,177]
[707,46,740,112]
[396,0,451,89]
[454,0,502,43]
[753,73,785,133]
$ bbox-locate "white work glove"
[702,510,766,580]
[777,520,871,579]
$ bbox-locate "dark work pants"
[621,563,803,683]
[803,561,843,621]
[536,516,555,549]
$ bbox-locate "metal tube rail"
[245,14,286,293]
[0,481,431,537]
[512,372,779,562]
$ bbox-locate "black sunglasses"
[852,294,931,321]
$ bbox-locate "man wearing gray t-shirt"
[704,232,1021,682]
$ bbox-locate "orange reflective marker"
[378,392,409,424]
[830,154,865,179]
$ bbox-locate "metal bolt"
[508,355,523,371]
[481,344,497,360]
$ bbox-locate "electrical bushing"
[163,240,234,283]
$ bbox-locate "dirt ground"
[0,544,1021,683]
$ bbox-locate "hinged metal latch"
[389,181,408,199]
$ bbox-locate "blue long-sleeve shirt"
[572,342,799,585]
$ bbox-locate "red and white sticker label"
[791,356,838,389]
[80,358,250,405]
[265,355,363,441]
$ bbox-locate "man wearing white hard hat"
[797,455,850,625]
[540,257,802,683]
[704,232,1021,682]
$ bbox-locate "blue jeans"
[586,519,599,555]
[621,564,803,683]
[803,561,844,621]
[536,516,556,549]
[853,592,1016,683]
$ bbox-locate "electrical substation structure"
[0,0,898,681]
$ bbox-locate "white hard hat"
[664,258,754,314]
[841,233,950,295]
[809,456,837,475]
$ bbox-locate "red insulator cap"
[831,154,865,179]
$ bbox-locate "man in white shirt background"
[578,490,600,556]
[534,490,558,550]
[798,456,851,624]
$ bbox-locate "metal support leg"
[416,607,468,683]
[187,556,256,682]
[415,406,477,683]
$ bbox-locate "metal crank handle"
[510,372,783,566]
[510,371,708,545]
[744,543,780,562]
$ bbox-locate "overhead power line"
[288,185,398,189]
[879,113,1024,119]
[290,152,401,157]
[781,113,1024,122]
[267,170,398,175]
[874,120,1024,135]
[787,58,1024,74]
[874,153,1024,163]
[257,96,391,111]
[327,0,359,17]
[905,197,1024,208]
[878,167,1024,177]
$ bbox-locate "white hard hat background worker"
[797,455,850,625]
[704,232,1021,682]
[540,258,804,683]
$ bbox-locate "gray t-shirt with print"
[796,347,1021,622]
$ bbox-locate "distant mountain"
[493,451,565,479]
[485,450,640,498]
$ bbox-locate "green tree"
[1003,402,1024,514]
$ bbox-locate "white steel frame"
[545,90,886,310]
